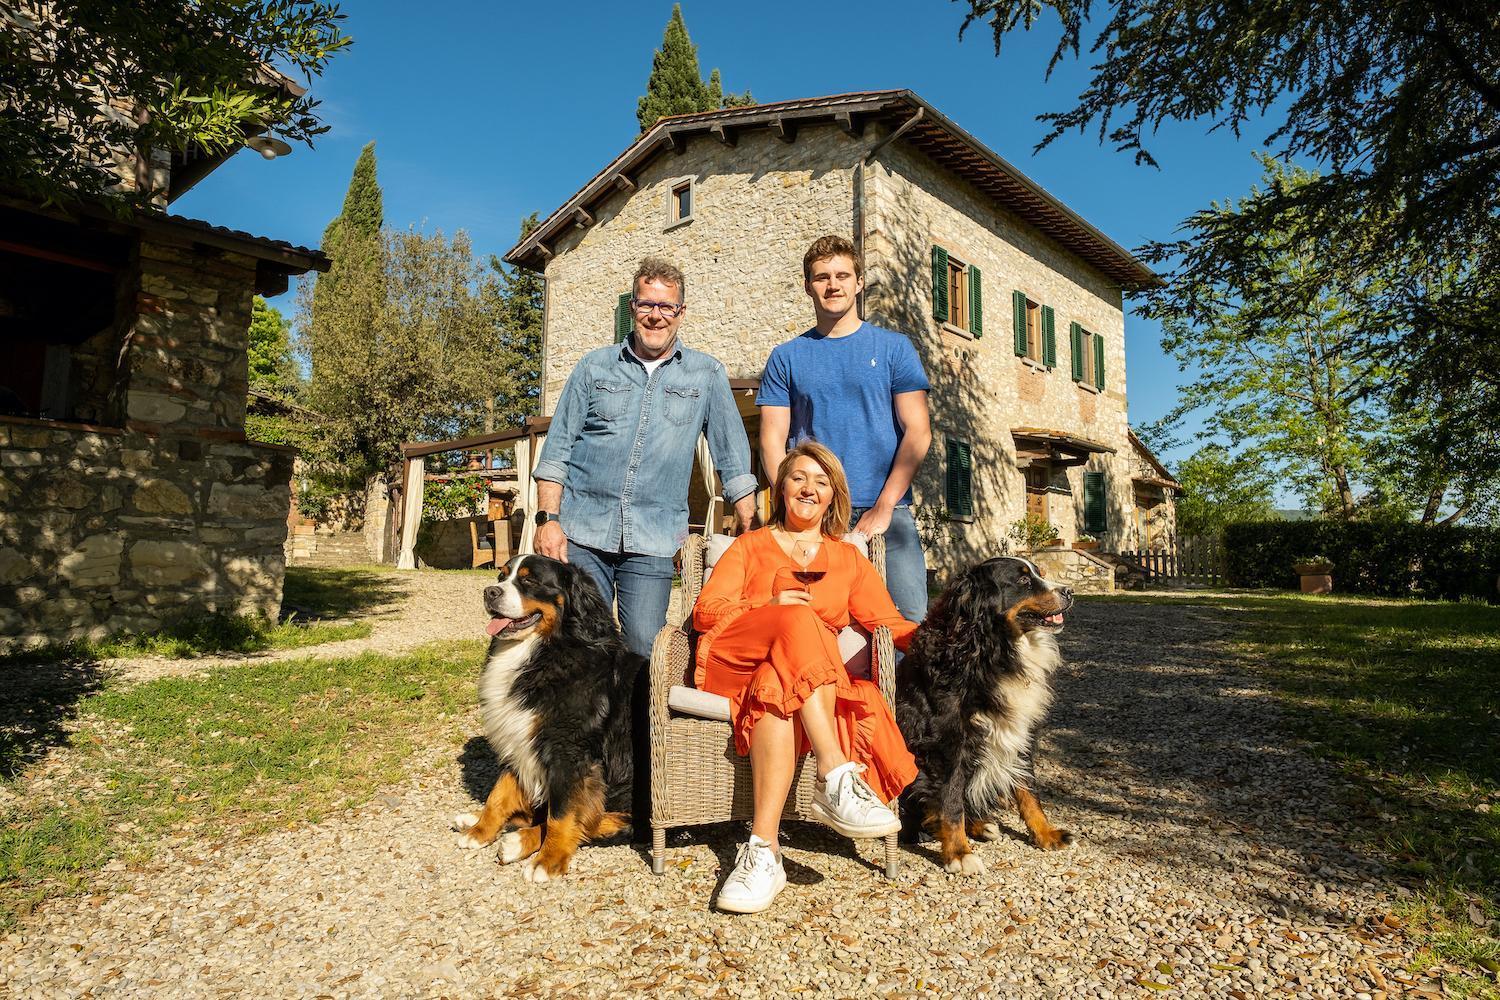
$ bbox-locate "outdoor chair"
[469,519,494,569]
[647,532,899,878]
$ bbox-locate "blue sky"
[178,1,1277,471]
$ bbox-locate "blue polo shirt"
[757,323,930,508]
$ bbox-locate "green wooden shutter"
[945,438,973,518]
[1041,305,1056,367]
[1012,290,1027,356]
[1084,471,1107,534]
[1094,333,1106,390]
[931,246,949,323]
[968,264,983,337]
[615,292,632,343]
[1070,323,1084,381]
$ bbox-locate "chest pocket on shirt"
[661,383,701,425]
[589,378,629,421]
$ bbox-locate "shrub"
[422,477,485,521]
[1224,520,1500,601]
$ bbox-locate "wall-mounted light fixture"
[245,135,292,160]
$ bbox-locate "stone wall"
[0,235,295,651]
[1026,546,1116,595]
[541,124,862,406]
[863,136,1139,570]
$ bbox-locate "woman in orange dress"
[694,441,918,913]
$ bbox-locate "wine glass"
[791,539,825,590]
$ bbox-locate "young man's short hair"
[634,257,687,302]
[802,235,863,283]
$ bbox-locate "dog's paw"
[453,813,488,849]
[943,853,986,876]
[1036,828,1075,851]
[971,822,1002,842]
[498,830,526,864]
[520,859,555,884]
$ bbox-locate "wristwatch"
[534,511,561,527]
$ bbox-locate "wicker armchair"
[647,532,899,878]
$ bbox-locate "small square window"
[667,179,694,228]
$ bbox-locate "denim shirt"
[534,341,757,558]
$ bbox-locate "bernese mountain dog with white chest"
[452,554,645,882]
[897,555,1076,875]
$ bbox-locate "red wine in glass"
[792,569,825,586]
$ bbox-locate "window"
[945,438,973,518]
[1083,470,1108,535]
[948,259,967,330]
[930,245,982,337]
[667,178,694,227]
[1070,323,1106,389]
[1011,293,1056,366]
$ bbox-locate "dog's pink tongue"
[486,617,512,636]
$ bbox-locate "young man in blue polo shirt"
[757,235,933,622]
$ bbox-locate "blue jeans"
[566,540,676,658]
[852,505,928,623]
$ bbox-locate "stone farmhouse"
[503,90,1178,582]
[0,71,328,650]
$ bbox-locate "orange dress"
[692,527,918,803]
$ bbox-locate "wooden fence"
[1119,535,1228,586]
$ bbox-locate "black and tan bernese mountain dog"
[897,555,1076,875]
[452,554,645,882]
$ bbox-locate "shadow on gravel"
[281,566,407,622]
[0,655,104,780]
[458,736,499,802]
[1039,601,1383,925]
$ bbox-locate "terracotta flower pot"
[1073,541,1099,551]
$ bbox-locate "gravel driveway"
[1,599,1424,998]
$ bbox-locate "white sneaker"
[715,835,786,914]
[812,762,901,838]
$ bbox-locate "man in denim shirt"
[533,257,758,657]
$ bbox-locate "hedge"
[1223,520,1500,601]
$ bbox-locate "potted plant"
[1293,555,1334,594]
[1073,533,1100,551]
[1007,514,1060,552]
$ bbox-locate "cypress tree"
[636,5,713,131]
[308,141,387,450]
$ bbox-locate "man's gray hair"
[633,257,686,303]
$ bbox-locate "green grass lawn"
[0,639,485,931]
[1095,591,1500,995]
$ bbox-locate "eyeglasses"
[631,298,684,319]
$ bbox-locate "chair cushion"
[668,685,733,722]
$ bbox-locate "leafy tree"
[247,296,298,393]
[956,0,1500,495]
[0,1,349,206]
[636,5,751,131]
[1172,445,1277,535]
[1147,160,1392,518]
[298,225,531,491]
